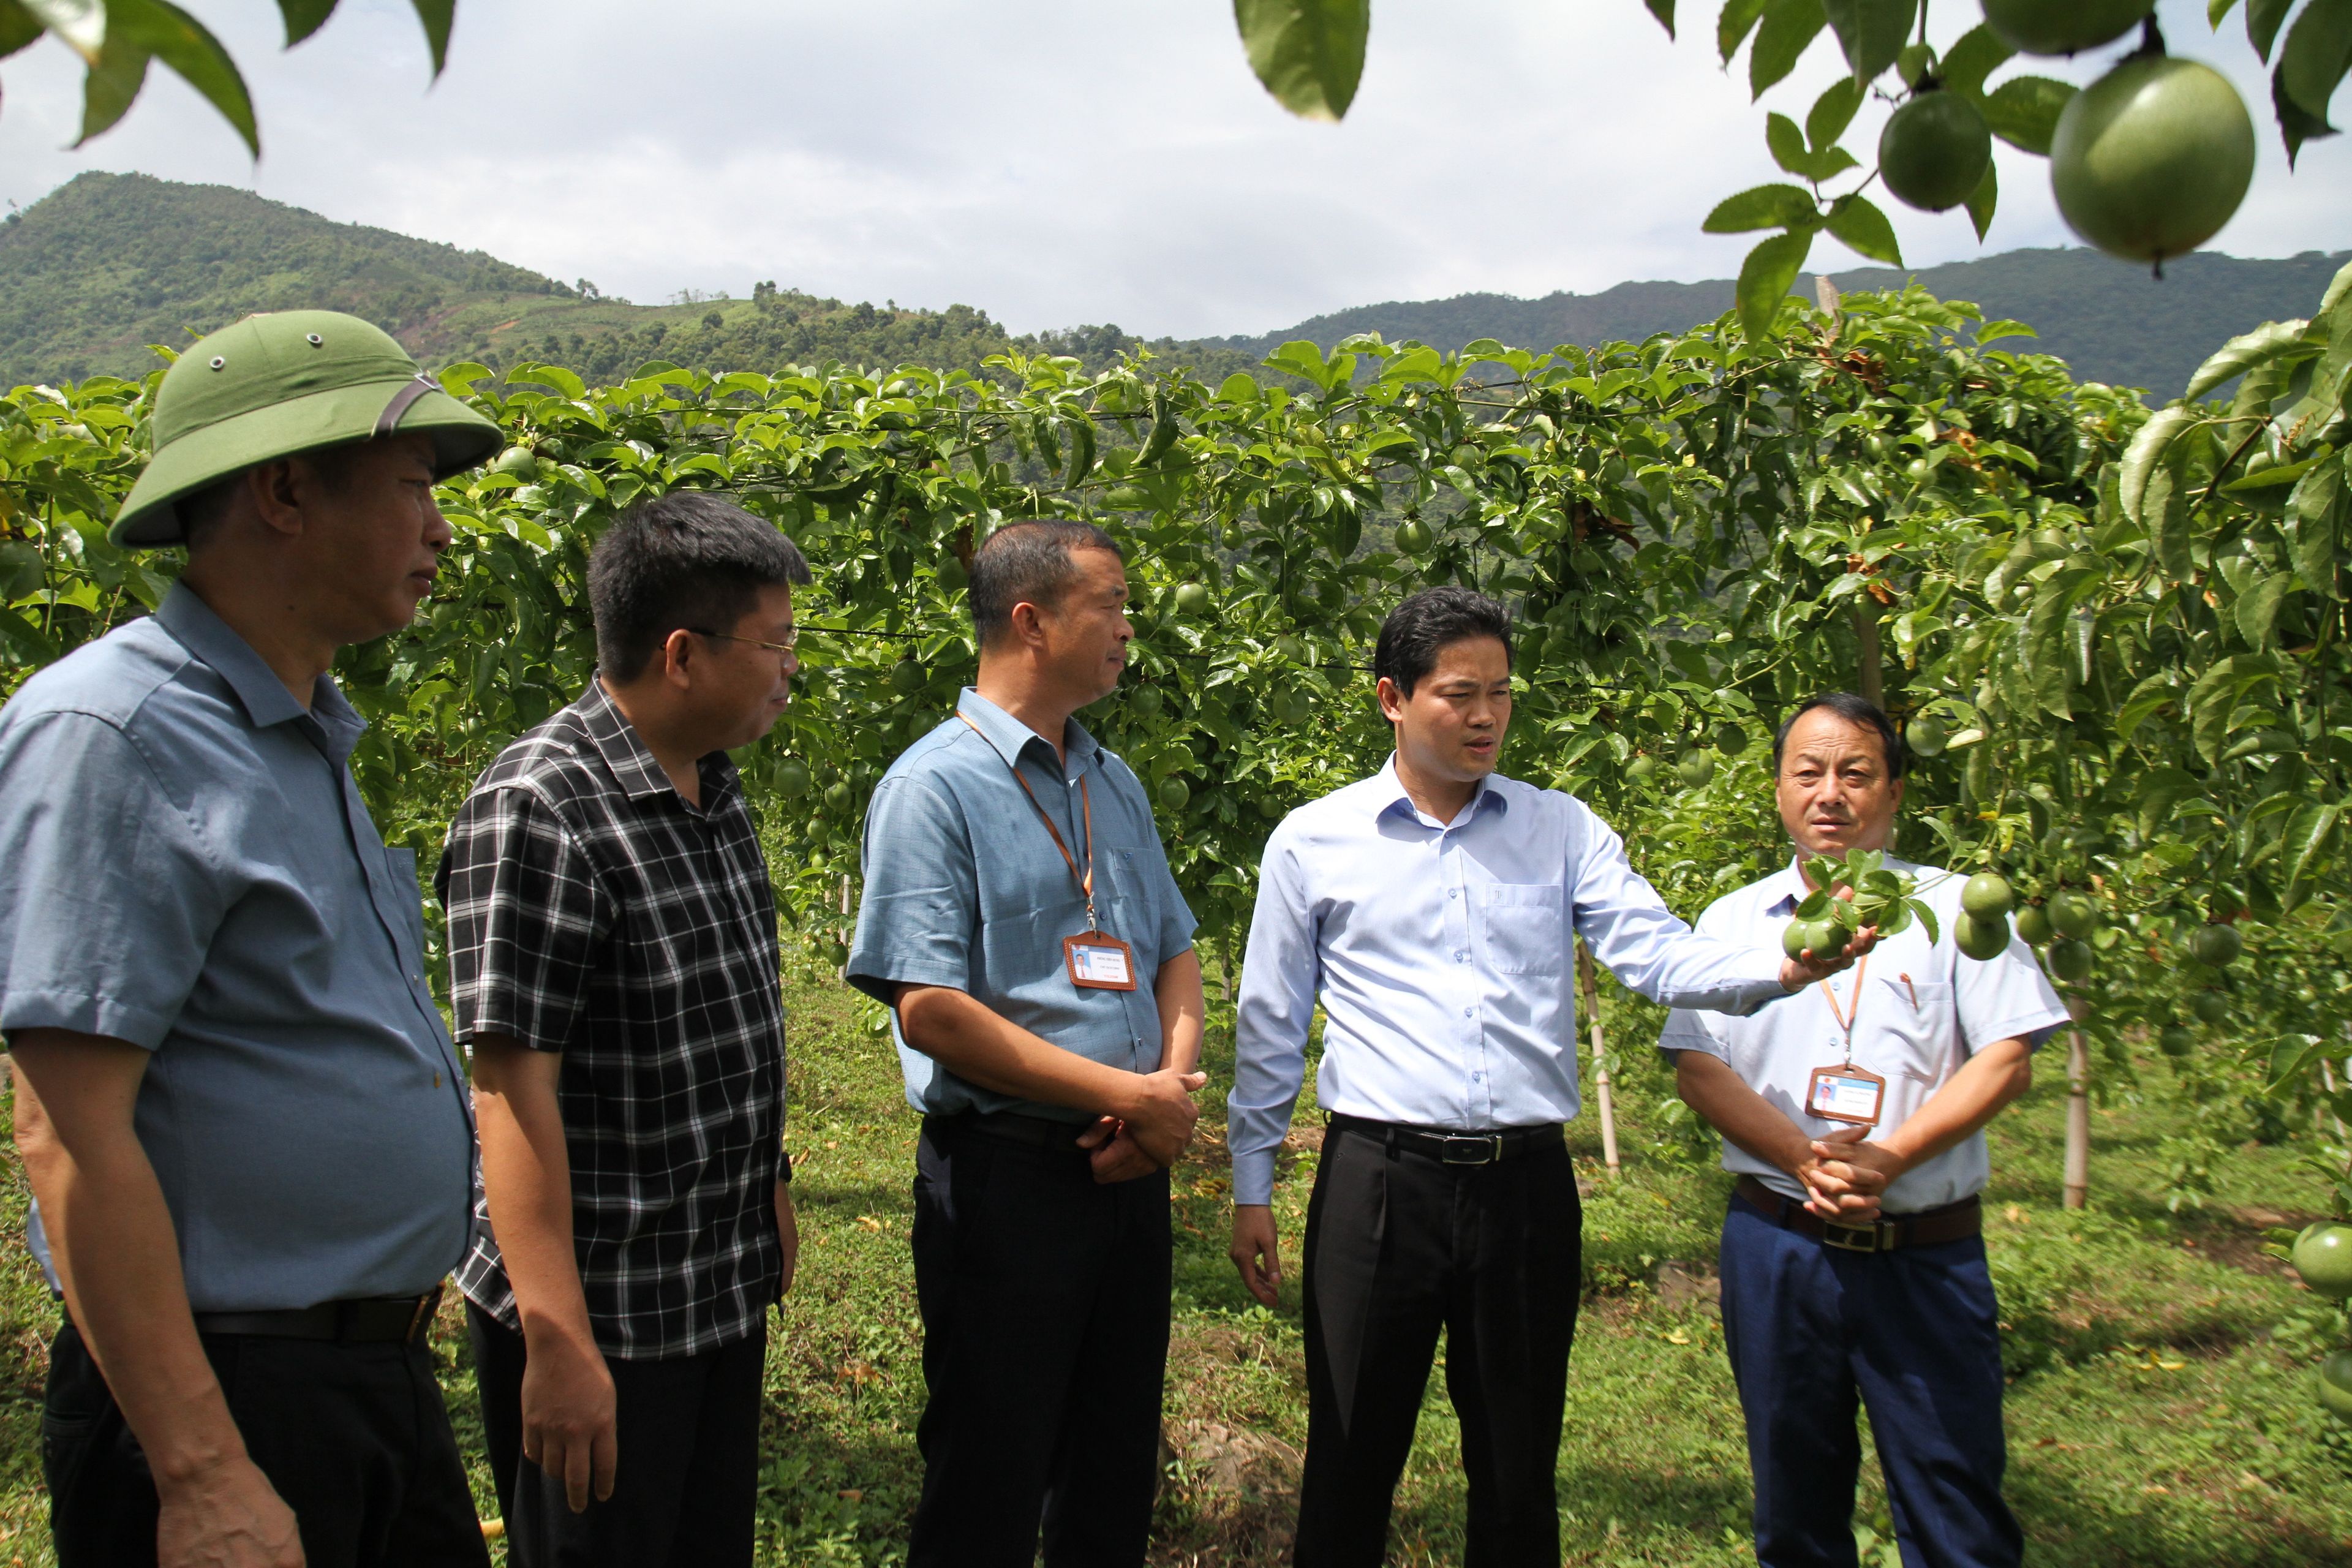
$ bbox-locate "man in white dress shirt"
[1228,588,1873,1567]
[1661,693,2069,1568]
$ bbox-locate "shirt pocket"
[1869,973,1954,1083]
[1476,883,1565,976]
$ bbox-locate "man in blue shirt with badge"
[1662,693,2070,1568]
[848,519,1207,1568]
[1229,587,1874,1567]
[0,312,500,1567]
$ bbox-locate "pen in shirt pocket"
[1899,972,1919,1008]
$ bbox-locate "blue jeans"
[1718,1196,2022,1568]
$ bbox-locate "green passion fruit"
[1880,89,1994,213]
[2293,1221,2352,1299]
[2158,1024,2195,1058]
[823,780,853,813]
[1272,635,1309,664]
[1627,755,1660,786]
[1980,0,2154,56]
[2015,903,2055,945]
[889,660,926,696]
[1129,685,1164,718]
[2189,923,2243,967]
[771,758,812,797]
[1956,911,2012,961]
[494,445,541,480]
[1157,777,1190,811]
[1961,873,2015,919]
[2320,1350,2352,1425]
[2046,937,2094,984]
[1394,519,1433,555]
[1174,582,1212,615]
[2048,891,2100,941]
[1716,723,1751,756]
[1905,716,1949,758]
[2191,990,2229,1025]
[1676,750,1718,789]
[2050,55,2255,267]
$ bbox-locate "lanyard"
[960,713,1102,931]
[1818,955,1870,1066]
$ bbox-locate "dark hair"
[588,491,810,682]
[1771,692,1907,780]
[1373,586,1514,696]
[967,520,1123,646]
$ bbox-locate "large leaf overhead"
[1234,0,1368,122]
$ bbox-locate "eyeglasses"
[687,625,797,656]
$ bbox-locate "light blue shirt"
[1229,759,1789,1204]
[1659,856,2071,1212]
[848,688,1197,1122]
[0,585,475,1311]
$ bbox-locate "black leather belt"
[1327,1112,1564,1166]
[192,1285,442,1344]
[929,1110,1095,1153]
[1735,1176,1982,1254]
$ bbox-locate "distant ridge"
[1208,247,2352,399]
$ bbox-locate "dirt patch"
[1654,1259,1721,1312]
[1152,1417,1302,1564]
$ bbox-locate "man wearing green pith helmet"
[0,312,502,1567]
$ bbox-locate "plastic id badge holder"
[1806,1063,1886,1126]
[1065,932,1138,991]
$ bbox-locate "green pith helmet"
[111,310,503,547]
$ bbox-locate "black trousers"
[907,1114,1172,1568]
[467,1302,766,1568]
[1294,1125,1583,1568]
[42,1318,489,1568]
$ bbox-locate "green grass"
[2,962,2349,1565]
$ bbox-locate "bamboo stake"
[838,873,851,982]
[2062,995,2090,1210]
[1576,939,1621,1175]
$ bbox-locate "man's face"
[1378,636,1512,788]
[1776,709,1904,861]
[1038,548,1133,706]
[301,433,450,644]
[692,582,799,751]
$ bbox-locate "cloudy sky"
[0,1,2343,339]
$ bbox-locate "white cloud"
[1,0,2343,339]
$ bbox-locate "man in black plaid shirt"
[438,492,810,1566]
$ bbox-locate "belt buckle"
[1822,1219,1884,1253]
[1439,1133,1501,1165]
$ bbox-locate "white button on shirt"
[1229,760,1791,1206]
[1659,856,2073,1214]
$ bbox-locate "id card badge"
[1806,1063,1887,1126]
[1064,930,1138,991]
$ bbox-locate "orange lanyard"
[1819,955,1869,1066]
[960,714,1102,930]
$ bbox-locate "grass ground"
[0,957,2347,1566]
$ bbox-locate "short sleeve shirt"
[1659,856,2071,1212]
[439,679,788,1360]
[0,586,474,1311]
[847,688,1197,1121]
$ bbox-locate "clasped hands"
[1076,1065,1208,1183]
[1793,1124,1908,1221]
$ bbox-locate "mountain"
[2,172,2340,399]
[1211,247,2351,399]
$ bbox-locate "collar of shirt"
[155,584,365,764]
[955,686,1102,782]
[576,676,741,811]
[1370,753,1510,832]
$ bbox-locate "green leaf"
[1825,193,1902,265]
[1767,111,1860,179]
[2249,0,2296,61]
[1807,75,1864,148]
[1940,24,2011,100]
[1703,182,1820,232]
[2136,767,2202,835]
[2185,317,2316,401]
[1962,156,1997,241]
[1737,230,1813,340]
[1751,0,1827,98]
[2282,800,2344,891]
[1,1,45,59]
[406,0,453,75]
[1821,0,1913,83]
[77,0,258,154]
[1980,75,2076,155]
[2120,407,2200,524]
[1646,0,1677,37]
[2235,568,2291,649]
[2290,453,2345,592]
[2212,0,2242,23]
[2146,460,2193,578]
[1907,897,1939,946]
[1720,0,1770,64]
[75,32,153,146]
[1234,0,1368,122]
[2272,66,2334,165]
[2275,0,2352,129]
[18,0,103,62]
[274,0,336,46]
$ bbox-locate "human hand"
[157,1455,304,1568]
[1229,1204,1283,1307]
[520,1324,617,1513]
[1076,1116,1160,1183]
[1779,922,1882,990]
[1792,1124,1891,1219]
[1118,1069,1208,1167]
[1806,1134,1907,1221]
[775,1180,799,1298]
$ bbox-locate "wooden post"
[1576,940,1621,1176]
[838,873,851,982]
[2062,996,2090,1210]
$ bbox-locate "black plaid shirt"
[440,680,787,1358]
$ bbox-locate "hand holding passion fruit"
[1779,851,2023,971]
